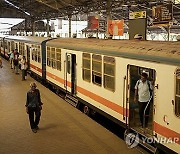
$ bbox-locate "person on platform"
[25,82,43,133]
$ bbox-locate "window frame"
[92,54,102,86]
[51,47,56,69]
[82,53,91,82]
[56,48,61,71]
[47,46,51,66]
[103,56,115,92]
[37,45,41,63]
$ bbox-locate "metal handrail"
[143,94,153,128]
[122,76,126,120]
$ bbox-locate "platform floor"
[0,58,144,154]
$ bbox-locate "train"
[0,35,179,153]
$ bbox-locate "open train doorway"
[65,53,77,95]
[127,65,156,136]
[26,45,30,70]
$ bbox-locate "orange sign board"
[108,20,124,36]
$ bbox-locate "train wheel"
[83,105,90,116]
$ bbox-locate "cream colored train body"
[1,36,179,153]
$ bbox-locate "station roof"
[0,0,180,31]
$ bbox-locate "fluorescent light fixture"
[175,0,180,4]
[4,0,31,16]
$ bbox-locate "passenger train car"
[0,36,53,77]
[1,36,179,153]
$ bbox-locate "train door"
[65,53,76,95]
[26,45,30,69]
[126,65,156,136]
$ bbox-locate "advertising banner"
[88,16,99,30]
[108,19,124,36]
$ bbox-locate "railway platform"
[0,58,144,154]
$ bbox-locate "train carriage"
[46,38,180,153]
[0,35,7,58]
[4,36,53,78]
[2,36,180,153]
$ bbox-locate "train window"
[104,56,115,91]
[15,43,18,49]
[34,47,38,62]
[51,47,56,69]
[175,69,180,117]
[31,47,35,61]
[19,42,24,55]
[11,41,15,51]
[67,55,71,74]
[47,47,51,66]
[4,41,7,50]
[37,46,41,63]
[19,43,21,55]
[82,53,91,82]
[92,54,102,86]
[56,48,61,71]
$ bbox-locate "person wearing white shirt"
[20,56,27,80]
[134,73,153,128]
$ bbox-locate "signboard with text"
[152,3,173,25]
[129,11,146,19]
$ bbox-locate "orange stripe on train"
[30,65,180,142]
[77,86,125,116]
[154,121,180,145]
[46,71,71,87]
[30,64,42,73]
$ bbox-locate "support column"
[47,19,50,36]
[68,15,72,38]
[167,26,170,41]
[106,0,111,39]
[25,19,28,36]
[31,18,35,36]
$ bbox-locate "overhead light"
[4,0,31,16]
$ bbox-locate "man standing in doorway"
[134,73,153,128]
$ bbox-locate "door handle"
[154,84,158,89]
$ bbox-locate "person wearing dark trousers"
[20,56,27,81]
[25,82,43,133]
[13,49,19,74]
[134,72,153,128]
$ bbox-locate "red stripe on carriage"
[154,121,180,145]
[30,64,42,73]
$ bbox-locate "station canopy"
[0,0,180,30]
